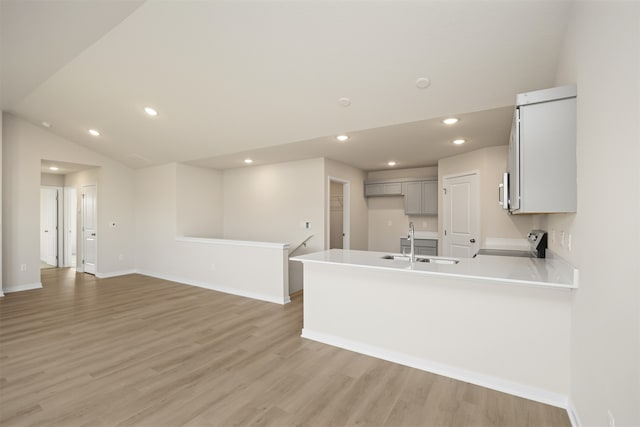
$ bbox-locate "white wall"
[41,173,64,187]
[176,163,224,238]
[438,146,535,253]
[135,163,288,303]
[544,3,640,426]
[223,158,325,250]
[325,158,368,251]
[367,166,438,253]
[1,113,3,294]
[2,113,135,291]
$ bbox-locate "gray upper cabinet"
[508,85,577,214]
[364,182,403,197]
[404,180,437,216]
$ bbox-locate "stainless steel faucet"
[408,222,415,263]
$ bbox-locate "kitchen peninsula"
[291,249,578,408]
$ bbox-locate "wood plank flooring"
[0,268,571,427]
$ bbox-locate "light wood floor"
[0,269,571,427]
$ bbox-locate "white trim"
[301,328,569,410]
[567,399,581,427]
[176,236,288,249]
[136,270,290,305]
[4,282,43,293]
[95,269,137,279]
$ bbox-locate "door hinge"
[444,230,447,236]
[443,188,447,195]
[82,259,85,264]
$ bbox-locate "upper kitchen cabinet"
[505,85,577,214]
[364,181,403,197]
[404,180,437,216]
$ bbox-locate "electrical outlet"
[305,222,311,229]
[551,229,556,244]
[20,263,27,272]
[387,220,393,227]
[560,231,565,248]
[568,234,572,252]
[608,410,615,427]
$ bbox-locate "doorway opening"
[327,177,350,250]
[40,187,62,269]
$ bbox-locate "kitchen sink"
[415,257,459,265]
[380,255,411,261]
[381,255,460,265]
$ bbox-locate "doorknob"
[470,238,476,243]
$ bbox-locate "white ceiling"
[2,1,572,171]
[41,159,99,175]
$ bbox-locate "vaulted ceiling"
[1,1,572,171]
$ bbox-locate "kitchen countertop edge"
[291,249,578,291]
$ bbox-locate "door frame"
[63,186,78,268]
[80,184,98,274]
[40,186,64,267]
[442,170,480,257]
[326,176,350,250]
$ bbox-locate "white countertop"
[291,249,578,290]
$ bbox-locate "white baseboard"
[95,269,137,279]
[3,282,43,293]
[136,270,290,305]
[567,398,581,427]
[301,328,569,410]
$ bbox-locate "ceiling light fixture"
[244,158,254,164]
[442,117,459,125]
[88,129,100,137]
[453,139,466,145]
[144,107,158,116]
[416,77,431,89]
[41,121,52,128]
[336,135,350,142]
[338,97,352,107]
[49,166,59,171]
[388,161,397,167]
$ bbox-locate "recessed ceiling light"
[338,97,352,107]
[244,158,254,164]
[442,118,459,125]
[41,121,52,128]
[452,139,466,145]
[416,77,431,89]
[49,166,59,171]
[336,135,350,142]
[388,161,397,167]
[144,107,158,116]
[88,129,100,137]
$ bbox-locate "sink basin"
[415,257,459,265]
[380,255,411,261]
[381,255,459,265]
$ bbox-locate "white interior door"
[443,173,480,258]
[40,188,59,266]
[82,185,97,274]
